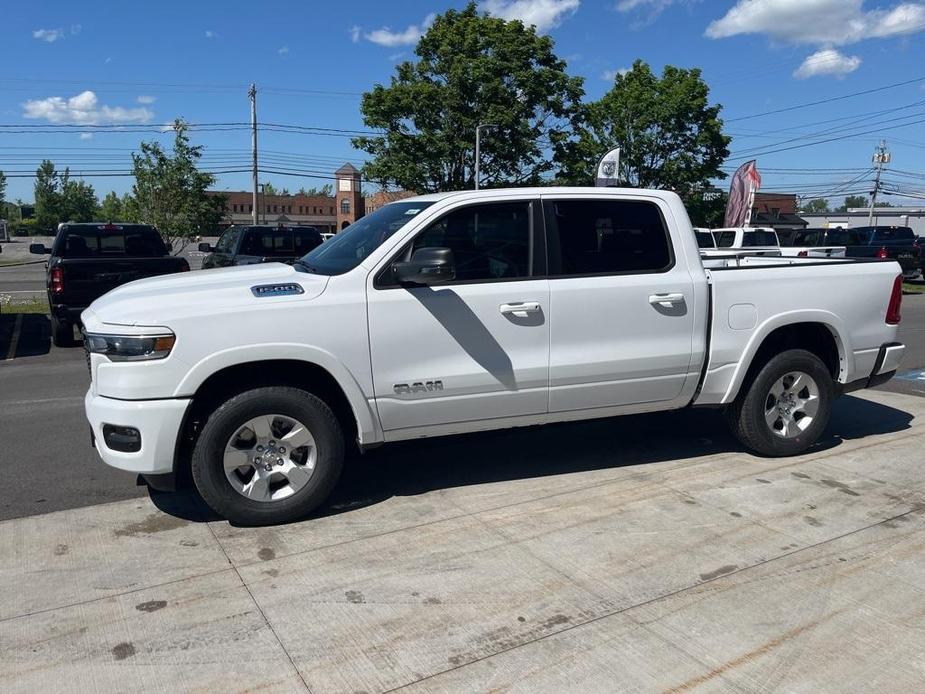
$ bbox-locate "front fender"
[174,343,383,445]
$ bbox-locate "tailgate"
[59,258,185,306]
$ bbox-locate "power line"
[726,76,925,122]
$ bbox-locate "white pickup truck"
[82,188,906,525]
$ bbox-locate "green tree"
[687,191,727,228]
[121,193,141,222]
[299,184,333,196]
[801,198,830,213]
[353,2,584,192]
[0,170,6,216]
[261,182,278,196]
[557,60,730,200]
[835,194,868,212]
[131,119,225,252]
[99,191,124,221]
[60,177,99,222]
[34,160,60,232]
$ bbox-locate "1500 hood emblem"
[251,283,304,297]
[394,380,444,395]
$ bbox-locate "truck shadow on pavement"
[150,393,913,526]
[0,314,51,359]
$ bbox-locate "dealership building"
[211,163,415,233]
[800,207,925,234]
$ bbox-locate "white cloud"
[350,25,361,42]
[205,29,215,38]
[33,28,65,42]
[79,132,93,140]
[278,45,289,55]
[602,67,630,80]
[706,0,925,46]
[793,48,861,78]
[136,95,156,104]
[70,24,82,35]
[364,13,435,46]
[22,91,153,125]
[482,0,580,32]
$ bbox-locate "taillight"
[876,247,888,259]
[798,250,808,257]
[886,274,903,325]
[50,266,64,294]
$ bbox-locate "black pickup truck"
[199,225,323,269]
[31,223,190,346]
[843,226,921,276]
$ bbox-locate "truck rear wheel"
[191,387,345,525]
[726,349,834,457]
[51,316,75,347]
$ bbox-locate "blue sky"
[2,0,925,205]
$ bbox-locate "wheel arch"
[722,313,849,404]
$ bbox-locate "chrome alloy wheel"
[764,371,820,439]
[223,414,317,502]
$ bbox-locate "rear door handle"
[500,301,541,318]
[648,293,685,308]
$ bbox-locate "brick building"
[211,162,414,233]
[750,192,807,231]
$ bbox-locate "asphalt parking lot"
[1,267,924,691]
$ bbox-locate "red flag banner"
[724,160,761,227]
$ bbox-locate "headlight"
[84,332,176,362]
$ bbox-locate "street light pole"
[475,124,498,190]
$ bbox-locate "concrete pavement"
[1,388,923,692]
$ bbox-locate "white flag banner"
[594,147,621,187]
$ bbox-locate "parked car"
[842,226,921,277]
[320,232,335,242]
[81,188,905,525]
[779,227,846,258]
[200,225,323,269]
[31,223,189,346]
[711,227,782,256]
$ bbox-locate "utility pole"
[474,124,498,190]
[249,83,259,225]
[868,139,890,226]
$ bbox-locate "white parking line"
[5,312,23,360]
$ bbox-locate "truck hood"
[83,263,329,328]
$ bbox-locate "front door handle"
[500,301,541,318]
[648,293,685,308]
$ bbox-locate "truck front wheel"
[726,349,834,457]
[191,387,345,525]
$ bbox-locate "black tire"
[191,387,345,525]
[51,316,75,347]
[726,349,834,457]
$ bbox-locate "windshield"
[742,230,779,247]
[299,201,433,275]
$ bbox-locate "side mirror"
[198,242,214,253]
[392,247,456,285]
[30,243,50,255]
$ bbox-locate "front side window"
[547,199,672,275]
[410,202,532,282]
[214,227,240,254]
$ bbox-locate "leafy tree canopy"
[131,119,225,252]
[801,198,830,213]
[353,2,584,192]
[558,59,730,199]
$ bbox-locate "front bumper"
[85,390,190,475]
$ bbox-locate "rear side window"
[714,231,736,248]
[56,226,167,258]
[793,231,820,246]
[695,231,715,248]
[742,231,778,247]
[824,229,848,245]
[240,229,294,256]
[546,199,672,275]
[872,227,915,242]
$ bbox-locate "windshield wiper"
[294,259,319,274]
